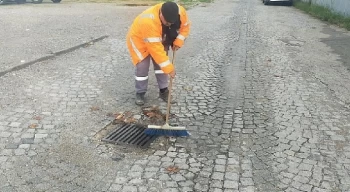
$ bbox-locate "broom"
[144,50,190,137]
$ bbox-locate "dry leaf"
[29,124,38,129]
[33,116,42,120]
[146,112,156,118]
[115,113,124,120]
[156,114,166,121]
[124,117,137,124]
[142,105,167,122]
[90,106,100,111]
[112,112,126,124]
[166,165,180,173]
[142,105,159,113]
[113,112,122,117]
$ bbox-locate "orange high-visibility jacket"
[126,3,191,74]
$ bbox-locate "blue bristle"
[144,129,189,137]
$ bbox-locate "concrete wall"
[300,0,350,17]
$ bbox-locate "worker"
[126,1,191,106]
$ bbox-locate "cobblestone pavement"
[1,0,350,191]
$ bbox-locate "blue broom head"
[144,128,189,137]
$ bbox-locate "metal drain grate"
[102,123,158,148]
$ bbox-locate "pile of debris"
[110,105,166,126]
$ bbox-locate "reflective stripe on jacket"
[126,3,191,74]
[173,5,190,48]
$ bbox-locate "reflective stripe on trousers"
[135,55,169,93]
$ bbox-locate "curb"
[0,35,109,77]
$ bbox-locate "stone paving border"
[0,35,109,78]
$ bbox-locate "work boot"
[135,92,145,106]
[159,89,176,104]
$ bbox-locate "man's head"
[160,1,179,26]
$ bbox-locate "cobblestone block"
[224,180,238,189]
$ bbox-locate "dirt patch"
[321,27,350,71]
[107,105,168,126]
[92,105,176,151]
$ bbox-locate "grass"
[293,0,350,30]
[64,0,212,9]
[177,0,213,9]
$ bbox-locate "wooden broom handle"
[165,50,176,124]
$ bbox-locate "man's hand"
[172,45,180,51]
[169,70,176,78]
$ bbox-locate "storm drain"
[102,123,158,148]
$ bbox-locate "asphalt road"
[1,0,350,191]
[0,3,145,72]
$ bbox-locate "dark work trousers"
[135,45,170,94]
